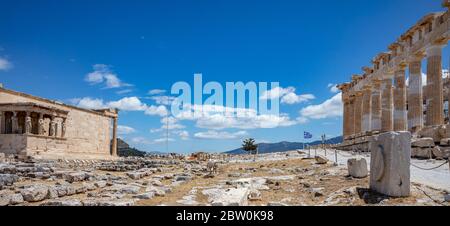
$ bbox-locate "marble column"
[393,67,407,131]
[343,96,351,139]
[408,58,424,131]
[347,95,355,138]
[362,86,372,133]
[111,117,118,156]
[425,45,444,126]
[381,78,394,132]
[354,91,363,135]
[371,80,382,131]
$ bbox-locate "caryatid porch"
[0,103,68,138]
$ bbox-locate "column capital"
[443,0,450,9]
[407,52,426,63]
[354,90,364,97]
[426,44,445,57]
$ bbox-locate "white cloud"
[299,93,342,120]
[260,86,314,105]
[108,97,147,111]
[148,89,166,95]
[117,125,136,135]
[151,116,185,133]
[72,97,106,109]
[194,130,248,140]
[296,116,309,124]
[145,105,168,117]
[0,57,12,71]
[328,83,339,93]
[85,64,130,89]
[173,130,189,140]
[281,93,315,104]
[71,96,167,116]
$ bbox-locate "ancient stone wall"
[0,89,115,160]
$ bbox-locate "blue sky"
[0,0,448,153]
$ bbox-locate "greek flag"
[304,131,313,139]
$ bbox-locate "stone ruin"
[337,1,450,161]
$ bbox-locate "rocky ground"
[0,151,449,206]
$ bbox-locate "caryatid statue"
[25,115,32,134]
[11,112,18,134]
[49,119,57,137]
[38,118,45,135]
[61,120,66,138]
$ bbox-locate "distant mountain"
[116,138,147,157]
[115,138,166,157]
[225,136,343,155]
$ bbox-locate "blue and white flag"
[304,131,313,139]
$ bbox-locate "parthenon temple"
[337,1,450,159]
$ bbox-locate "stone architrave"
[369,131,411,197]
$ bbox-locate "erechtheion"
[337,1,450,159]
[0,85,118,160]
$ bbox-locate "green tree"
[242,138,258,155]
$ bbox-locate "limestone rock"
[41,200,83,206]
[411,138,435,148]
[133,192,155,200]
[247,189,262,201]
[431,146,444,159]
[347,158,368,178]
[94,181,107,188]
[0,174,19,187]
[315,156,328,165]
[411,148,432,159]
[9,193,24,205]
[267,202,288,206]
[0,190,13,206]
[65,172,88,183]
[440,138,450,146]
[94,199,135,206]
[444,194,450,202]
[369,132,411,197]
[47,187,59,199]
[418,125,444,142]
[203,187,250,206]
[21,185,50,202]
